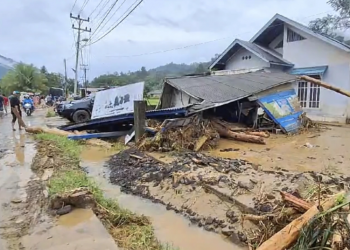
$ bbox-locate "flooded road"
[81,147,245,250]
[0,110,46,250]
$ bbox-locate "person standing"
[0,94,4,119]
[10,91,23,131]
[3,95,8,114]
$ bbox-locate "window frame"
[297,75,321,109]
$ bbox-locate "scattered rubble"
[106,148,350,249]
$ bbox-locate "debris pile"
[138,115,270,152]
[139,116,220,151]
[107,148,350,248]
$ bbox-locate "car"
[57,95,94,123]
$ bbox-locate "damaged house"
[159,13,350,124]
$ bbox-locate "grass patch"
[46,110,56,118]
[146,98,159,106]
[35,133,81,160]
[37,133,177,250]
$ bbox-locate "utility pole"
[80,64,88,91]
[63,59,68,97]
[70,13,91,95]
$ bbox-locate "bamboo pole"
[299,75,350,98]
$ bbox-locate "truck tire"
[72,110,90,123]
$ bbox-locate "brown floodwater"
[57,208,95,228]
[207,126,350,176]
[80,146,246,250]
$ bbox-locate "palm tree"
[0,63,48,95]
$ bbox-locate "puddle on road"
[81,146,244,250]
[58,208,94,228]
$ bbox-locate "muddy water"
[0,110,46,249]
[208,126,350,176]
[81,147,245,250]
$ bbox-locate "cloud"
[0,0,334,80]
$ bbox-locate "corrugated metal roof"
[166,70,296,105]
[289,66,328,76]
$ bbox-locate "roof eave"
[250,14,350,53]
[209,39,270,70]
[270,62,294,67]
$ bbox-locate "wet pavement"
[0,111,43,250]
[0,111,120,250]
[81,147,245,250]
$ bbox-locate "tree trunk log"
[299,75,350,98]
[256,191,345,250]
[212,121,266,144]
[245,131,270,138]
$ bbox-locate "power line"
[91,0,127,39]
[90,0,119,38]
[104,10,333,58]
[92,0,112,20]
[71,0,78,12]
[79,0,90,14]
[89,0,143,46]
[89,0,105,18]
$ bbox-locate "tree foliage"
[0,63,48,95]
[89,54,219,95]
[309,0,350,40]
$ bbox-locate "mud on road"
[0,112,47,250]
[106,147,350,247]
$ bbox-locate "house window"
[297,75,321,108]
[287,28,306,42]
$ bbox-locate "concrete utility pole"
[134,100,146,143]
[63,58,68,97]
[80,64,88,92]
[70,13,91,95]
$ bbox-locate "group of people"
[0,91,34,131]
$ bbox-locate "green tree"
[1,63,48,95]
[309,0,350,39]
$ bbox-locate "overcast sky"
[0,0,335,80]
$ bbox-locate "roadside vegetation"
[34,133,176,250]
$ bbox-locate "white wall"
[281,24,350,122]
[171,88,198,107]
[225,48,269,70]
[283,25,350,67]
[292,63,350,123]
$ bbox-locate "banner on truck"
[91,82,144,120]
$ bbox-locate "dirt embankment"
[106,148,350,247]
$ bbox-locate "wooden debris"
[26,126,112,148]
[245,131,270,138]
[331,230,343,250]
[280,191,313,211]
[242,214,274,221]
[299,75,350,98]
[256,191,345,250]
[191,158,203,164]
[212,121,266,145]
[194,135,209,152]
[130,154,143,160]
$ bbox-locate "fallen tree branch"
[256,191,345,250]
[280,191,313,211]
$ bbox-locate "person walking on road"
[0,94,4,119]
[10,91,23,131]
[3,95,8,115]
